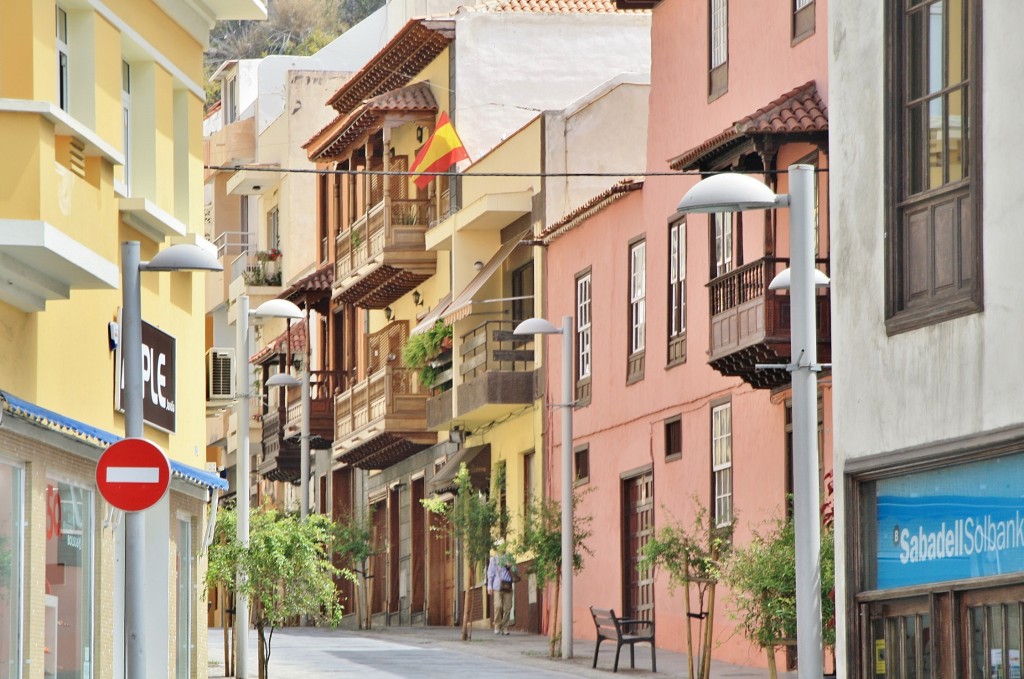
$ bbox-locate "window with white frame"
[669,220,686,362]
[576,271,591,381]
[712,402,733,527]
[793,0,815,41]
[709,0,728,97]
[56,6,69,111]
[630,241,646,355]
[0,461,23,678]
[714,212,733,277]
[267,206,280,250]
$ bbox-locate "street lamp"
[234,295,303,678]
[121,241,222,679]
[513,315,573,660]
[265,367,310,519]
[677,165,828,679]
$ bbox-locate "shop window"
[0,461,23,678]
[45,480,94,679]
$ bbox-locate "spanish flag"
[410,111,469,190]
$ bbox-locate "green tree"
[206,505,349,679]
[422,463,498,641]
[512,490,593,657]
[333,511,375,629]
[638,501,732,679]
[724,517,836,678]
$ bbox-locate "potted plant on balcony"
[401,320,453,388]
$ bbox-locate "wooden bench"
[589,606,656,673]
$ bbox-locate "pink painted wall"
[541,0,832,670]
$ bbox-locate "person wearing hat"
[486,538,517,635]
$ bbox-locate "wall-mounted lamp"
[389,147,395,159]
[384,306,394,321]
[473,261,484,271]
[449,427,467,444]
[416,127,425,143]
[412,290,423,307]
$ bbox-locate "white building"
[830,1,1024,675]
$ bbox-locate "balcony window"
[709,0,728,99]
[628,239,646,384]
[712,402,733,527]
[668,219,686,365]
[886,0,980,333]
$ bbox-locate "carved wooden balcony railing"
[427,320,538,430]
[333,365,435,469]
[258,406,300,483]
[707,256,831,389]
[334,197,435,308]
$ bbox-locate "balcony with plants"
[424,320,537,431]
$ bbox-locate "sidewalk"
[207,624,796,678]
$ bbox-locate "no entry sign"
[96,438,171,512]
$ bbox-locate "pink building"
[541,0,832,671]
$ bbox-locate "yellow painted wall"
[0,0,213,467]
[462,118,541,204]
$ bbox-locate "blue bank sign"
[875,453,1024,589]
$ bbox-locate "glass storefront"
[857,452,1024,678]
[0,461,22,679]
[45,480,93,679]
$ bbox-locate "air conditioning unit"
[207,348,235,400]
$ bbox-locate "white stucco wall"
[543,73,649,222]
[829,2,1024,672]
[453,12,651,162]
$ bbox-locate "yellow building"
[0,0,265,677]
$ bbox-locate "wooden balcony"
[334,365,435,469]
[257,370,340,483]
[334,198,435,308]
[708,257,831,389]
[427,320,538,430]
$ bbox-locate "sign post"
[96,438,171,512]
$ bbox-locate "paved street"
[207,625,795,679]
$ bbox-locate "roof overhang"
[120,197,188,240]
[227,167,283,196]
[0,220,119,312]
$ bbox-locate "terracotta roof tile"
[251,319,306,365]
[540,179,643,243]
[308,83,438,160]
[670,81,828,171]
[282,265,334,301]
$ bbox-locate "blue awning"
[1,391,227,491]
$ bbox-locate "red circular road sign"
[96,438,171,512]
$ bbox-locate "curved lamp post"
[234,295,302,678]
[514,315,573,659]
[677,165,828,679]
[121,241,222,679]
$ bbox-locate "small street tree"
[724,517,836,678]
[422,462,498,641]
[512,490,593,657]
[206,505,348,679]
[638,501,732,679]
[333,511,375,629]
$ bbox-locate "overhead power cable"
[205,164,829,179]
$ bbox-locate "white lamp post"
[234,295,303,678]
[121,241,222,679]
[514,315,574,659]
[265,367,310,519]
[677,165,828,679]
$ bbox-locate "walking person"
[487,539,517,635]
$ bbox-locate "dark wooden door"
[370,498,387,615]
[427,510,455,625]
[622,470,654,622]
